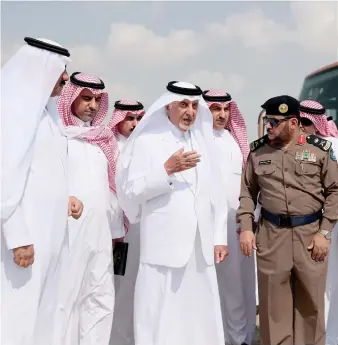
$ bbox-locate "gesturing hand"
[164,148,201,175]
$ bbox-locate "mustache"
[182,116,193,121]
[60,80,66,87]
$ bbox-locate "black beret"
[261,95,300,117]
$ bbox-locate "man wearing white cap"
[116,81,228,345]
[299,100,338,345]
[1,37,83,345]
[109,100,145,345]
[203,89,256,345]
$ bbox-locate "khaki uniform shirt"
[238,133,338,232]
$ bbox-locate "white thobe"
[213,129,257,345]
[325,137,338,345]
[120,122,225,345]
[110,133,141,345]
[56,119,119,345]
[1,106,69,345]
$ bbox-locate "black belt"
[261,208,322,228]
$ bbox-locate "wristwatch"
[319,230,332,240]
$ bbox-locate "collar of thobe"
[71,114,92,127]
[167,117,191,143]
[213,128,230,140]
[117,132,127,143]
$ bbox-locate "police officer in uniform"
[237,95,338,345]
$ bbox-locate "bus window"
[299,66,338,124]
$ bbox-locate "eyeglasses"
[300,118,313,126]
[263,116,294,128]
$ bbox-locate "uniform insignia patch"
[279,103,288,114]
[306,135,332,152]
[330,149,336,161]
[250,134,269,152]
[295,152,302,160]
[295,150,316,162]
[298,135,305,145]
[259,160,271,165]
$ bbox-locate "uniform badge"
[298,135,305,145]
[259,160,271,165]
[302,150,310,161]
[308,153,317,162]
[279,103,288,114]
[330,149,337,161]
[295,152,302,160]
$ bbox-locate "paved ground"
[253,313,260,345]
[253,326,260,345]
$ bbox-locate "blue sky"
[2,1,337,140]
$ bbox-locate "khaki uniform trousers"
[256,218,327,345]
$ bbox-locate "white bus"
[258,61,338,137]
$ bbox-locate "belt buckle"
[279,214,291,227]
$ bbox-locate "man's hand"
[13,245,34,268]
[240,230,256,257]
[214,245,228,263]
[307,232,330,262]
[164,148,201,175]
[68,196,84,219]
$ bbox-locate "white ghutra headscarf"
[1,37,71,222]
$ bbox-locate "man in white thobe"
[109,100,145,345]
[1,37,83,345]
[203,89,256,345]
[299,100,338,345]
[116,81,228,345]
[56,72,120,345]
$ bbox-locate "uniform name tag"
[259,160,271,165]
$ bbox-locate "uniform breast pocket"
[295,162,319,176]
[254,164,276,177]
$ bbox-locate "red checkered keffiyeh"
[57,73,129,233]
[299,100,334,137]
[203,89,250,165]
[109,99,145,133]
[328,119,338,138]
[108,100,145,232]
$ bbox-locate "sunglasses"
[300,118,313,126]
[263,116,294,128]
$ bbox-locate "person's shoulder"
[305,134,332,153]
[249,134,269,153]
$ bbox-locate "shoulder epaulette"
[250,134,269,152]
[306,135,332,152]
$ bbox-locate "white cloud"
[204,8,286,48]
[105,81,145,104]
[288,1,337,52]
[204,1,337,52]
[188,70,246,94]
[68,45,105,75]
[106,23,202,66]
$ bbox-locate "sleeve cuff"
[240,218,253,232]
[2,208,32,250]
[320,217,336,232]
[214,232,227,246]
